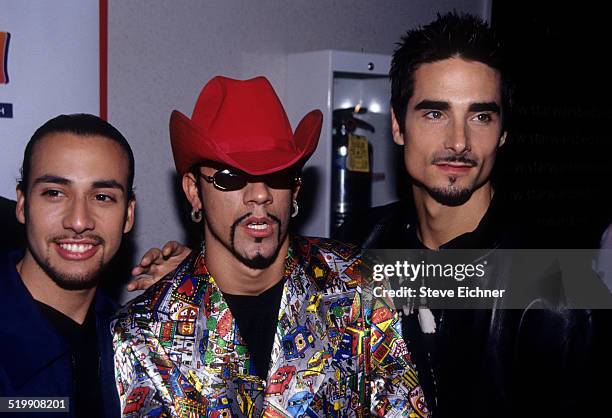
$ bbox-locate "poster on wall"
[0,0,105,199]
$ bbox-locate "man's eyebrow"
[468,102,501,113]
[414,100,450,111]
[32,175,70,187]
[92,180,125,192]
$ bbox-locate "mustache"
[431,153,478,167]
[51,234,105,245]
[230,212,282,249]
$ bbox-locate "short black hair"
[390,11,512,133]
[18,113,135,199]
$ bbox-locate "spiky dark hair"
[390,11,512,133]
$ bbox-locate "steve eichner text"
[373,286,506,298]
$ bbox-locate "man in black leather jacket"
[337,12,605,418]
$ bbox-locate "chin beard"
[37,255,105,291]
[47,268,103,290]
[234,253,277,270]
[428,185,473,206]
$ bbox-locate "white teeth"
[59,243,93,253]
[247,223,268,230]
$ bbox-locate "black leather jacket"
[336,197,607,418]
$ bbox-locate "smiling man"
[112,76,428,417]
[0,114,135,418]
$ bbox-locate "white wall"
[0,0,100,198]
[107,0,489,269]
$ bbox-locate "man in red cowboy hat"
[112,76,428,417]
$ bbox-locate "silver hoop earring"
[190,208,202,223]
[291,200,299,218]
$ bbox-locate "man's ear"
[391,109,405,146]
[182,172,202,211]
[499,131,508,147]
[123,198,136,233]
[16,187,26,225]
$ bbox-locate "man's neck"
[204,237,289,296]
[17,251,96,324]
[413,183,494,250]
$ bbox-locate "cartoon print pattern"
[112,237,429,417]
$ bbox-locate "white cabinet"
[287,50,400,238]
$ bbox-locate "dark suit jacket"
[0,251,121,417]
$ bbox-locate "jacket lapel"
[94,291,121,418]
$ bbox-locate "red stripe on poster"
[0,32,9,84]
[99,0,108,120]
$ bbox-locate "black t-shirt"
[223,278,285,380]
[35,301,103,418]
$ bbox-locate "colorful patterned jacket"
[112,237,428,417]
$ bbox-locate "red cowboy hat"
[170,76,322,175]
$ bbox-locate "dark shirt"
[223,278,285,380]
[35,302,103,418]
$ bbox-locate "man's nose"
[62,197,95,233]
[444,119,471,154]
[243,181,273,206]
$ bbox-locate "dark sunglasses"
[200,168,301,191]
